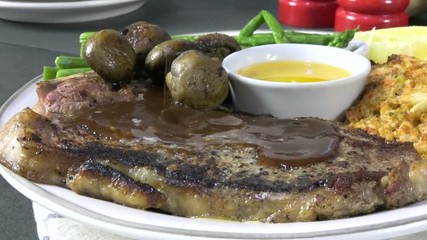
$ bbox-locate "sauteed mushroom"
[85,29,136,83]
[194,33,241,60]
[145,39,199,84]
[121,21,171,69]
[166,50,229,109]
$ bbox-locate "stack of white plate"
[0,0,147,23]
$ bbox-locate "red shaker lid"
[337,0,410,15]
[278,0,338,28]
[334,7,409,31]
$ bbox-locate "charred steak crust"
[1,72,427,223]
[62,137,395,193]
[67,160,166,209]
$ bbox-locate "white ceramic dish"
[223,43,371,120]
[2,75,427,240]
[0,0,147,23]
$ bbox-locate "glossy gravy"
[64,88,340,168]
[238,60,351,83]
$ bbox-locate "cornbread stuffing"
[346,54,427,158]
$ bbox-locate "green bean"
[56,67,92,78]
[236,32,337,46]
[177,30,355,48]
[80,40,87,58]
[236,34,275,46]
[79,32,96,42]
[238,11,265,37]
[260,10,287,44]
[327,27,358,47]
[55,56,89,69]
[79,32,95,57]
[78,10,357,49]
[43,66,58,81]
[237,10,288,44]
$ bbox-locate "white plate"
[2,75,427,240]
[0,0,147,23]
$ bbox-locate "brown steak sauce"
[64,87,340,169]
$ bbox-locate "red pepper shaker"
[278,0,338,28]
[335,0,409,31]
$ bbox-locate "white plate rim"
[0,0,144,9]
[1,74,427,240]
[0,0,147,23]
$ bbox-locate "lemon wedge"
[353,26,427,64]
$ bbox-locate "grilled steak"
[1,72,427,222]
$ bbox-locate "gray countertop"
[0,1,426,239]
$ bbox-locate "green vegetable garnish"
[55,67,92,78]
[42,10,358,81]
[42,66,58,81]
[55,56,89,69]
